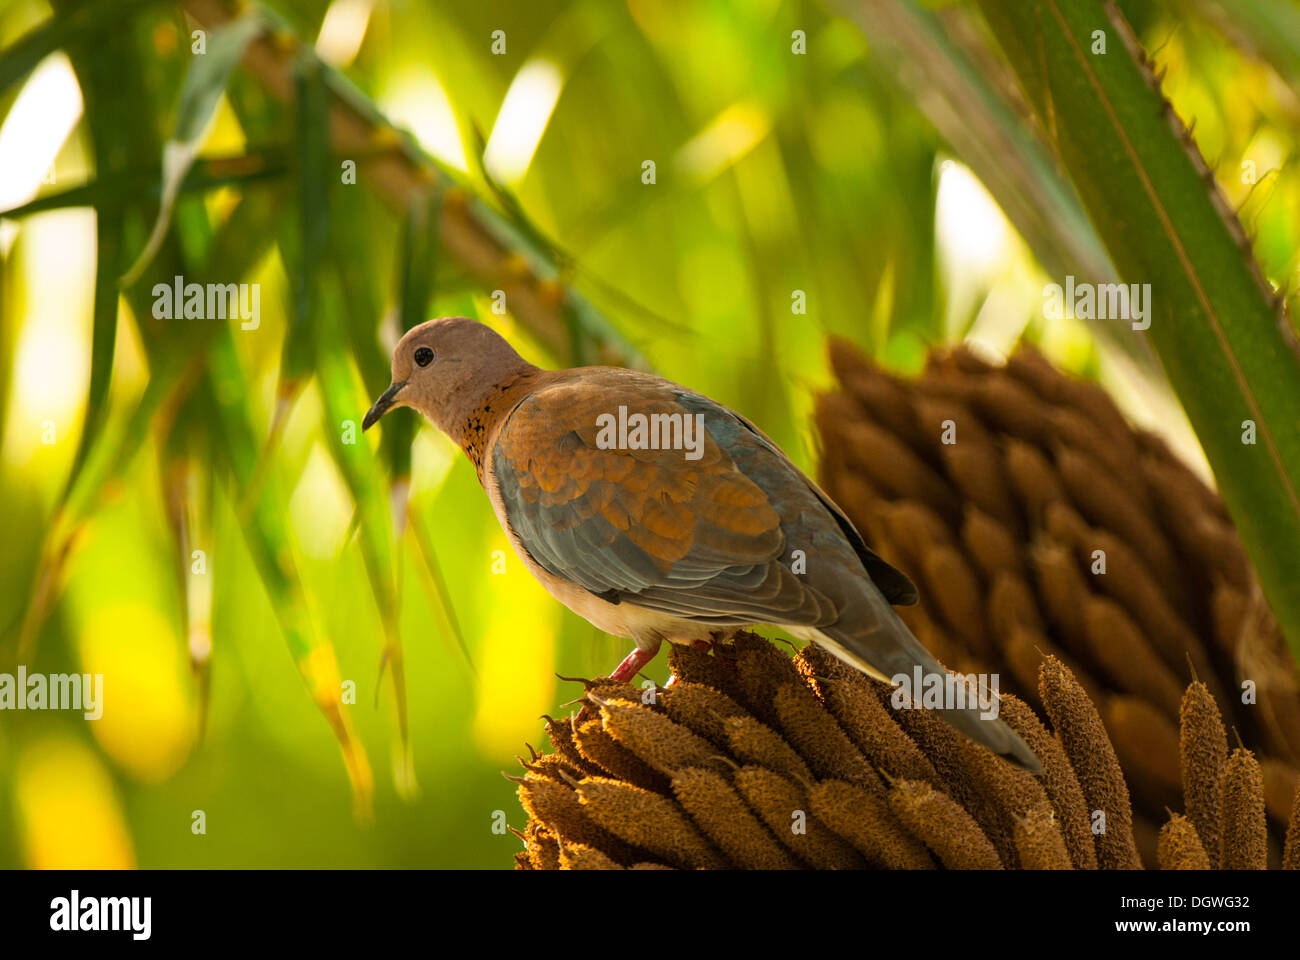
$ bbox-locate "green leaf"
[976,0,1300,658]
[204,324,374,818]
[1176,0,1300,95]
[0,149,289,222]
[183,0,648,369]
[285,52,418,798]
[281,50,331,390]
[383,188,442,485]
[834,0,1163,373]
[0,0,164,94]
[17,188,281,661]
[313,280,414,798]
[120,10,267,287]
[252,50,331,492]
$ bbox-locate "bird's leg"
[574,642,662,724]
[608,645,659,683]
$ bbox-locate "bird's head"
[362,316,536,436]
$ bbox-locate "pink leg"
[608,645,659,683]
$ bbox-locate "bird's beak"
[363,380,407,431]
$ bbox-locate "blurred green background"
[1,0,1298,867]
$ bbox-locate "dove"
[363,317,1040,771]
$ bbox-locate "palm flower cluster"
[813,338,1300,852]
[511,632,1300,869]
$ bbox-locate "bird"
[363,316,1040,771]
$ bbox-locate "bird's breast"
[480,457,715,648]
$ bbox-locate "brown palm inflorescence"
[813,338,1300,858]
[512,635,1299,869]
[511,340,1300,869]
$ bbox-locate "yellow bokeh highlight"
[472,535,558,757]
[78,603,197,784]
[2,208,95,478]
[15,736,135,869]
[300,642,344,709]
[675,100,770,184]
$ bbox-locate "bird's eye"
[414,346,435,367]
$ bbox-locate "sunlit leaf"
[978,0,1300,657]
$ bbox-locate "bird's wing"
[491,371,892,626]
[681,396,918,605]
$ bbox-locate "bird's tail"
[814,598,1041,773]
